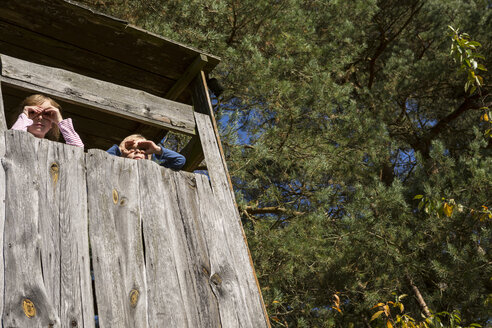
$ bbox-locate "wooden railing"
[0,128,268,327]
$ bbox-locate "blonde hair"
[119,134,146,150]
[20,94,62,141]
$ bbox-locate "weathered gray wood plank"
[138,160,198,327]
[0,54,196,136]
[181,135,204,172]
[0,81,6,323]
[194,174,246,326]
[171,170,221,327]
[195,113,270,327]
[36,138,94,328]
[0,80,7,131]
[86,150,148,328]
[2,131,60,327]
[2,130,95,327]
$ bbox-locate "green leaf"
[469,85,477,95]
[477,64,487,71]
[468,41,482,47]
[413,195,424,200]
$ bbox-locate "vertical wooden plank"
[195,113,270,328]
[0,80,6,324]
[171,170,221,327]
[180,135,204,172]
[2,131,60,327]
[194,174,247,326]
[36,139,94,328]
[191,71,234,195]
[2,130,94,327]
[0,80,7,131]
[86,150,148,328]
[138,160,198,327]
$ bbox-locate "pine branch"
[243,205,304,216]
[407,276,431,318]
[411,93,485,158]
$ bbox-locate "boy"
[107,134,186,170]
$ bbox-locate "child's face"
[26,100,56,138]
[121,139,150,160]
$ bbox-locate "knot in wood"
[210,273,222,286]
[112,189,118,204]
[22,298,36,318]
[71,319,78,327]
[129,289,139,308]
[50,162,59,185]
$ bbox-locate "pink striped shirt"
[11,113,84,148]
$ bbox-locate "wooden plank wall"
[0,130,268,328]
[2,131,93,327]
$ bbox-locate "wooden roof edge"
[66,0,221,72]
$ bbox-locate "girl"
[11,94,83,147]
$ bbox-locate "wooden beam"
[0,79,5,325]
[0,54,196,136]
[0,80,6,131]
[179,71,217,172]
[180,135,204,172]
[166,55,208,101]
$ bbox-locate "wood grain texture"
[2,130,95,327]
[195,113,270,327]
[138,160,198,327]
[36,136,95,328]
[0,81,6,323]
[0,80,7,131]
[168,170,220,327]
[2,131,60,327]
[180,135,204,172]
[86,149,148,328]
[0,127,267,328]
[0,54,196,136]
[0,0,219,96]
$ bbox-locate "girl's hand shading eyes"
[42,106,63,124]
[23,106,43,119]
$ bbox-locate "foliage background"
[81,0,491,326]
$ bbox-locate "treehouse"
[0,1,270,327]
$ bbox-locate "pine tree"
[81,0,492,326]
